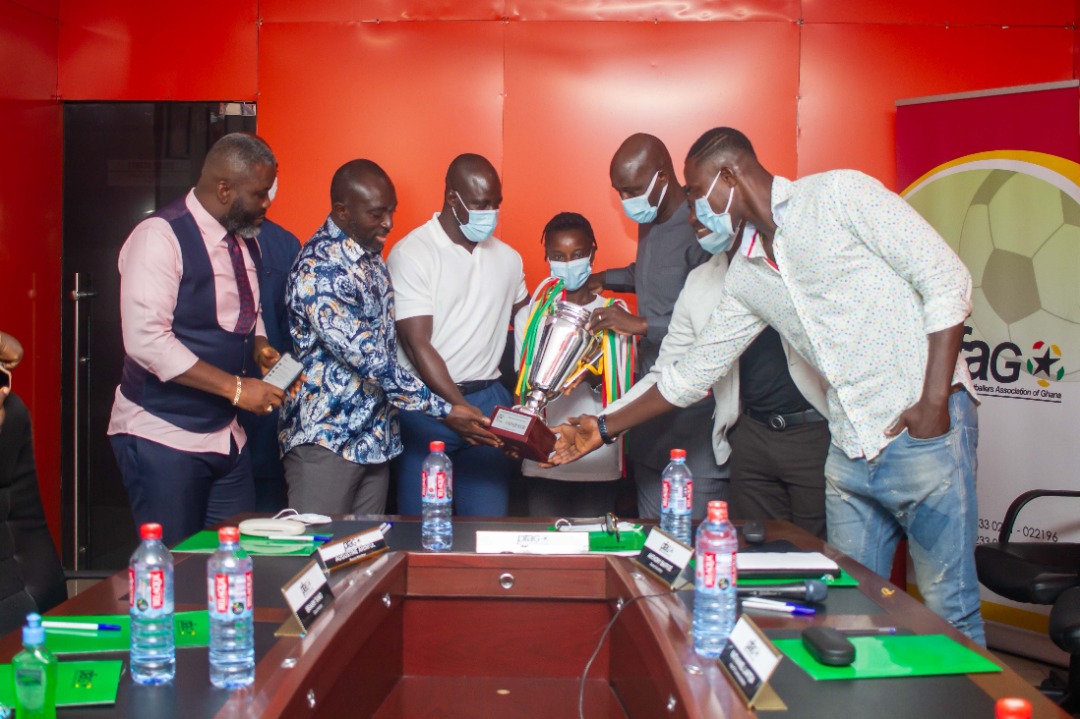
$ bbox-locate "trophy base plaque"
[489,406,556,462]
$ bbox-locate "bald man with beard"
[589,133,719,520]
[109,132,286,545]
[389,154,528,517]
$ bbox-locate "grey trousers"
[283,444,389,516]
[728,415,830,539]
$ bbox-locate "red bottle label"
[435,471,447,500]
[661,479,671,509]
[149,569,165,610]
[128,568,135,607]
[214,574,229,613]
[421,470,429,497]
[245,570,253,609]
[685,480,693,510]
[702,552,717,589]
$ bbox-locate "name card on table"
[475,531,589,555]
[718,615,785,710]
[316,526,388,573]
[279,561,334,636]
[633,527,693,589]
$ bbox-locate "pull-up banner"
[897,81,1080,658]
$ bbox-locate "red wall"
[56,0,1076,283]
[0,0,61,542]
[5,0,1077,542]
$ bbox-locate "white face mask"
[620,170,668,224]
[548,256,593,291]
[693,168,735,246]
[453,191,498,243]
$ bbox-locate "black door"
[61,102,256,569]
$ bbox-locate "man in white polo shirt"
[388,154,528,517]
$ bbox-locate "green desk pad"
[173,530,324,556]
[542,525,647,553]
[588,528,646,553]
[774,634,1002,680]
[0,660,123,707]
[740,569,858,587]
[42,611,208,654]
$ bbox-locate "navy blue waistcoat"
[120,197,262,433]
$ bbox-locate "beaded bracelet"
[231,376,243,406]
[598,414,618,445]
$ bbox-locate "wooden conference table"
[0,517,1066,718]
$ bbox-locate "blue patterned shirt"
[280,215,451,464]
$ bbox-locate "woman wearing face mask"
[513,213,632,517]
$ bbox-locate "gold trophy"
[489,301,603,461]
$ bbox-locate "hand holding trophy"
[489,301,603,461]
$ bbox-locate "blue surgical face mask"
[620,170,668,224]
[549,256,593,292]
[697,229,734,255]
[453,191,499,243]
[694,169,736,245]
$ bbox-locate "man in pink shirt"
[108,133,286,545]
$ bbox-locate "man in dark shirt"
[237,185,300,513]
[589,133,718,519]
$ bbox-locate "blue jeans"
[825,391,985,645]
[393,383,518,517]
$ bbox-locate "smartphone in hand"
[262,353,302,390]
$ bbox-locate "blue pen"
[378,522,393,535]
[42,620,122,632]
[262,533,332,543]
[781,602,816,616]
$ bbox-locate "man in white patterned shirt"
[550,127,984,644]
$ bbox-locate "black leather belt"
[455,378,498,395]
[745,406,825,431]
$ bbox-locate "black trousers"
[728,414,831,539]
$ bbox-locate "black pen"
[838,627,898,636]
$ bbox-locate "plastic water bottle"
[207,526,255,688]
[693,500,738,657]
[12,613,58,719]
[129,522,175,684]
[421,440,453,551]
[660,448,693,544]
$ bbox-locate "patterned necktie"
[225,234,257,334]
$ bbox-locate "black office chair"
[975,489,1080,711]
[1049,586,1080,712]
[0,393,68,637]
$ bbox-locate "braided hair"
[686,127,756,165]
[540,211,598,252]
